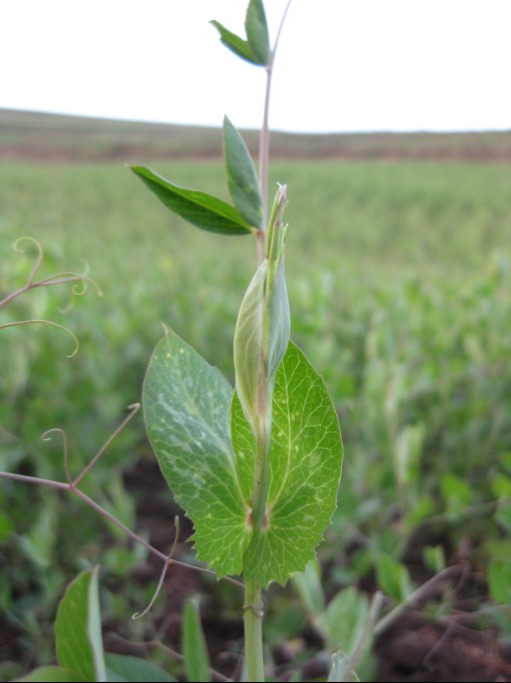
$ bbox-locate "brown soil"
[118,460,511,682]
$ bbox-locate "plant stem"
[251,418,270,531]
[245,5,294,680]
[244,580,265,682]
[257,0,293,258]
[258,63,271,236]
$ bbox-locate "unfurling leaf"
[233,184,289,434]
[233,257,289,434]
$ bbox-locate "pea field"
[1,115,511,681]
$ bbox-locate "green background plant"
[1,141,510,681]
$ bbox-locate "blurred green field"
[1,158,511,679]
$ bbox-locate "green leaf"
[55,567,106,683]
[182,600,211,683]
[105,654,176,682]
[144,335,342,587]
[422,545,446,574]
[209,21,259,65]
[495,501,511,534]
[210,0,269,67]
[488,560,511,605]
[317,587,369,654]
[394,424,424,489]
[245,0,270,66]
[375,555,413,602]
[292,559,325,617]
[15,667,85,682]
[440,473,472,517]
[233,342,343,587]
[130,166,253,236]
[223,116,263,228]
[0,510,14,542]
[143,327,251,578]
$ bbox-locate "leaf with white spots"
[143,327,252,578]
[143,332,342,587]
[232,342,343,587]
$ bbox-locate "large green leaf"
[143,328,252,578]
[233,342,343,587]
[130,166,253,236]
[55,567,106,683]
[223,116,263,229]
[144,334,342,587]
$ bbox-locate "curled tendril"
[38,260,103,298]
[41,428,71,484]
[0,319,80,357]
[132,516,181,621]
[13,236,44,286]
[7,236,103,311]
[1,237,103,352]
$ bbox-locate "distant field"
[1,145,511,679]
[1,108,511,162]
[1,158,509,381]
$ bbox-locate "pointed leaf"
[104,654,176,682]
[223,116,263,228]
[55,567,106,682]
[232,342,343,587]
[210,21,260,66]
[245,0,270,66]
[182,600,211,683]
[131,166,253,236]
[143,328,252,578]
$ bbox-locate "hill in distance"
[1,108,510,163]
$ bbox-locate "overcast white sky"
[1,1,510,133]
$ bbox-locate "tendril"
[132,516,181,620]
[13,236,44,286]
[0,319,80,357]
[42,428,71,484]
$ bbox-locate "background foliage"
[1,116,510,679]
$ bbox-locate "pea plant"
[1,1,346,681]
[131,1,343,678]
